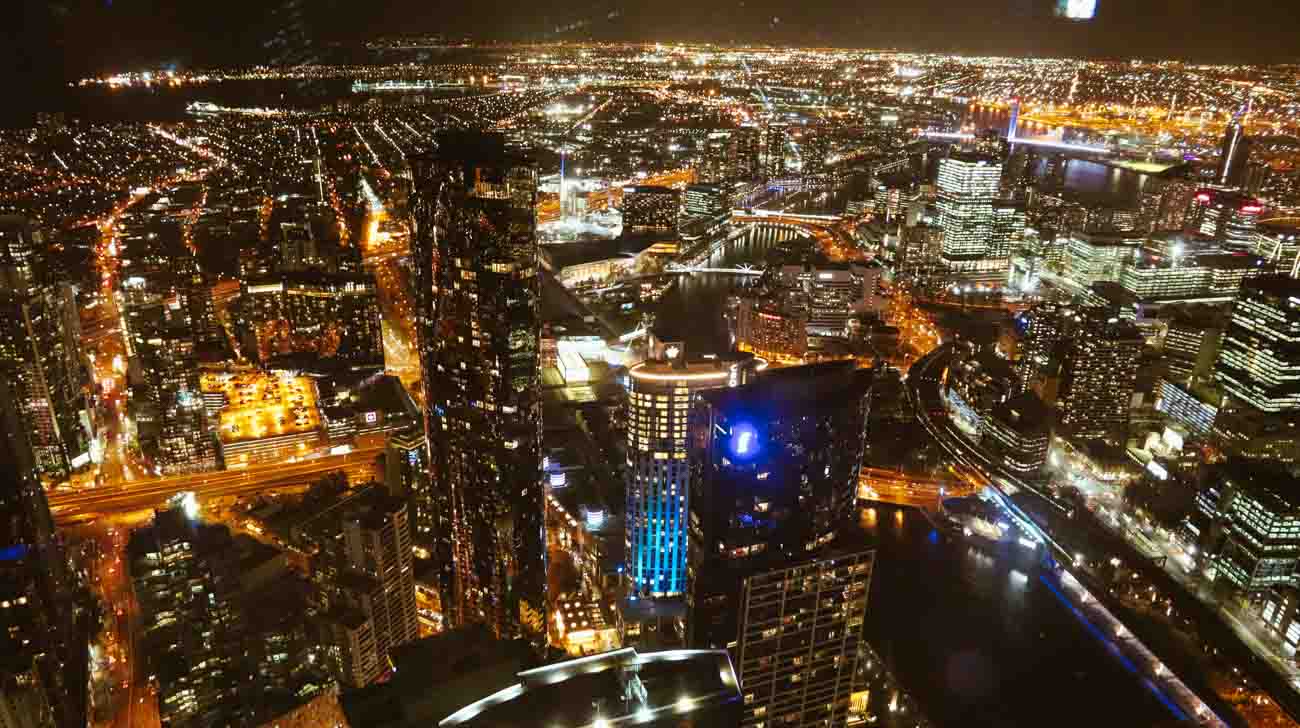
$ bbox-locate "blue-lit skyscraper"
[624,334,753,598]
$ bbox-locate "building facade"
[1057,311,1144,441]
[625,335,754,599]
[409,133,546,645]
[1215,275,1300,414]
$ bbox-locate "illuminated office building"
[778,262,882,337]
[1057,310,1144,441]
[1155,379,1219,437]
[409,132,546,645]
[625,334,754,599]
[1062,232,1142,288]
[1118,251,1268,302]
[1190,189,1263,251]
[936,152,1008,284]
[622,186,679,231]
[1254,219,1300,274]
[984,392,1052,475]
[129,507,246,726]
[1215,121,1252,189]
[1215,275,1300,413]
[682,183,731,222]
[1213,462,1300,593]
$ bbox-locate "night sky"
[5,0,1300,119]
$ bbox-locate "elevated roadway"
[48,446,384,522]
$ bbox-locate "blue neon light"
[729,422,760,460]
[0,544,28,562]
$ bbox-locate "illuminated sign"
[729,422,760,460]
[364,411,379,424]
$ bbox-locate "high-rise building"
[625,335,755,600]
[681,183,731,223]
[1255,219,1300,274]
[1189,189,1263,251]
[686,363,883,727]
[734,293,809,363]
[1014,303,1064,394]
[936,152,1008,284]
[1215,275,1300,413]
[129,507,246,727]
[310,486,420,689]
[735,553,875,728]
[1062,231,1142,288]
[732,126,763,182]
[385,426,432,545]
[799,129,830,177]
[1212,461,1300,593]
[1215,120,1252,190]
[409,132,546,645]
[0,217,90,478]
[1057,310,1144,441]
[0,376,84,728]
[984,391,1052,476]
[764,123,789,181]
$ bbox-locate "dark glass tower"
[0,375,84,728]
[688,362,877,727]
[409,132,546,645]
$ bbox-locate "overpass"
[47,445,384,522]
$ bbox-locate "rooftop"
[439,648,741,728]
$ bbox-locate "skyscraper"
[1215,120,1252,189]
[129,506,246,726]
[1057,310,1144,441]
[302,485,420,689]
[409,132,546,645]
[1215,275,1300,414]
[0,376,84,728]
[625,334,755,600]
[764,123,789,181]
[936,152,1008,285]
[0,217,90,477]
[1189,188,1263,251]
[1014,303,1064,394]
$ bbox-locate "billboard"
[1055,0,1097,20]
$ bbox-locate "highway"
[48,446,383,521]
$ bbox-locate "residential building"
[409,132,546,645]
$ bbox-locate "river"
[654,226,1174,727]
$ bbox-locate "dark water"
[963,105,1156,207]
[657,228,1175,727]
[862,505,1170,727]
